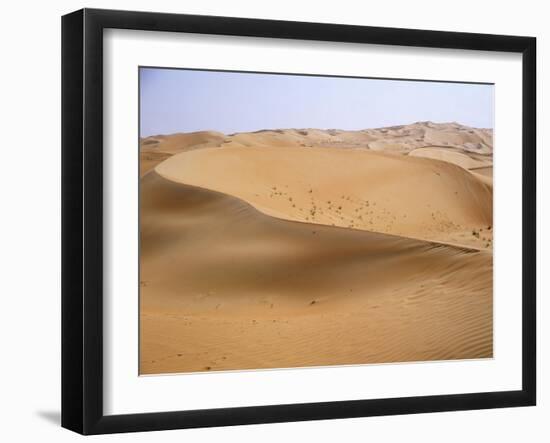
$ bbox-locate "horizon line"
[140,120,493,139]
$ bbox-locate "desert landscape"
[139,121,493,375]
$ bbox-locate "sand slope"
[408,147,492,169]
[140,131,227,176]
[156,145,493,248]
[140,172,492,374]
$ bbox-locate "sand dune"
[470,169,494,188]
[140,130,226,153]
[408,147,492,170]
[223,122,493,155]
[141,121,492,177]
[470,166,494,177]
[139,131,227,176]
[140,151,172,177]
[156,145,493,249]
[140,121,494,374]
[142,122,492,155]
[140,172,492,374]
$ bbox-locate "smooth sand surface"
[140,172,492,374]
[157,145,492,249]
[140,122,493,374]
[408,147,492,169]
[470,166,494,177]
[140,131,226,176]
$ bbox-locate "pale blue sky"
[140,67,494,137]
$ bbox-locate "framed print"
[61,8,536,435]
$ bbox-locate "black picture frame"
[62,8,536,435]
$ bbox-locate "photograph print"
[139,68,494,375]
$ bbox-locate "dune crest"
[140,130,227,176]
[156,145,492,249]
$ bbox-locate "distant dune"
[224,122,493,155]
[140,121,493,374]
[140,122,492,175]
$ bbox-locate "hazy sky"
[140,68,494,137]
